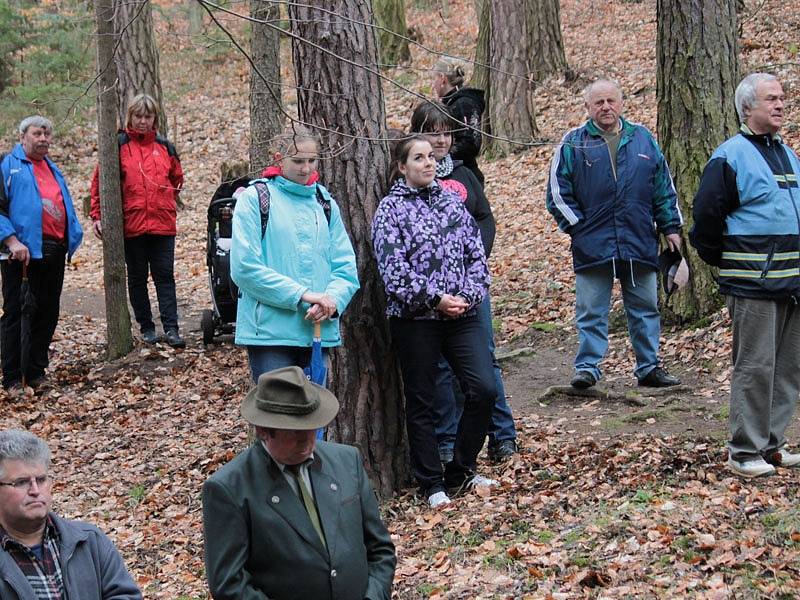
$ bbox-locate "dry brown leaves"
[2,0,800,598]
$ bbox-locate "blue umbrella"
[304,322,327,440]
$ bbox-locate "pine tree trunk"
[471,0,490,93]
[187,0,203,35]
[527,0,568,80]
[288,1,407,497]
[249,0,283,174]
[114,0,168,135]
[485,0,537,157]
[95,0,134,360]
[657,0,738,322]
[373,0,410,66]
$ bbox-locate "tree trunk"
[95,0,134,360]
[527,0,568,80]
[657,0,738,321]
[373,0,411,66]
[288,1,407,498]
[485,0,538,157]
[471,0,490,93]
[187,0,204,35]
[249,0,284,174]
[114,0,167,135]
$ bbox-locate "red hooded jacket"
[90,129,184,238]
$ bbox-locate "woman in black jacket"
[431,58,486,185]
[410,101,518,466]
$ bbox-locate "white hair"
[18,115,54,136]
[0,430,51,478]
[583,78,623,103]
[734,73,778,122]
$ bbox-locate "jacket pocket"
[761,242,777,279]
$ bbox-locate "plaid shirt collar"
[0,516,68,600]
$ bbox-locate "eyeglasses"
[0,475,51,490]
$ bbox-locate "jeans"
[247,345,329,384]
[124,234,179,333]
[434,295,516,452]
[1,245,66,387]
[727,296,800,462]
[390,314,495,496]
[574,261,660,380]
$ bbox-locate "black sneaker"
[142,330,160,345]
[570,370,596,389]
[637,366,680,388]
[488,439,517,462]
[164,329,186,349]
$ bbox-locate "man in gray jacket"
[0,429,141,599]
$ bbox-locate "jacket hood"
[445,87,485,111]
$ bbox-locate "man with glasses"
[0,429,141,599]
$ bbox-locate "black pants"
[124,234,179,333]
[390,314,496,496]
[1,246,66,387]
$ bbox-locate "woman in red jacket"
[90,94,185,347]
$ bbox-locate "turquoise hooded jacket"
[230,176,359,347]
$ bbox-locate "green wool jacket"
[202,440,396,600]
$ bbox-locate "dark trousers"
[1,247,66,387]
[124,235,179,333]
[390,314,496,496]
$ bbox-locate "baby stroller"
[200,175,252,344]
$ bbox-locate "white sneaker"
[428,491,452,508]
[767,448,800,468]
[727,456,776,478]
[468,474,499,488]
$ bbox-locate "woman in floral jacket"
[372,135,497,508]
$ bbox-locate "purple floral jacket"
[371,179,490,319]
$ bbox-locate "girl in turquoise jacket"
[230,127,359,382]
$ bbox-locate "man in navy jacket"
[0,116,83,390]
[546,79,683,390]
[691,73,800,478]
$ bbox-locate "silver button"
[331,569,337,578]
[330,483,338,491]
[271,496,280,504]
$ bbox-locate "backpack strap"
[315,184,332,225]
[252,181,329,240]
[254,182,271,238]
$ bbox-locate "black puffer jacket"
[442,87,485,185]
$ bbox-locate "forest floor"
[3,0,800,598]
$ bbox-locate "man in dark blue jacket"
[546,79,683,390]
[691,73,800,478]
[0,116,83,391]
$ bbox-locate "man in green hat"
[202,366,396,600]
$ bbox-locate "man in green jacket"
[202,367,396,600]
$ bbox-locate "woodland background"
[1,0,800,597]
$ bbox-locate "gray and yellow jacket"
[691,125,800,299]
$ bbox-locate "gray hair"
[583,78,623,103]
[18,116,54,136]
[0,430,51,478]
[735,73,778,122]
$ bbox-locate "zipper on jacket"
[773,142,800,285]
[761,242,776,279]
[605,141,617,181]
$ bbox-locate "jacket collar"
[124,128,157,144]
[740,123,782,144]
[585,116,631,138]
